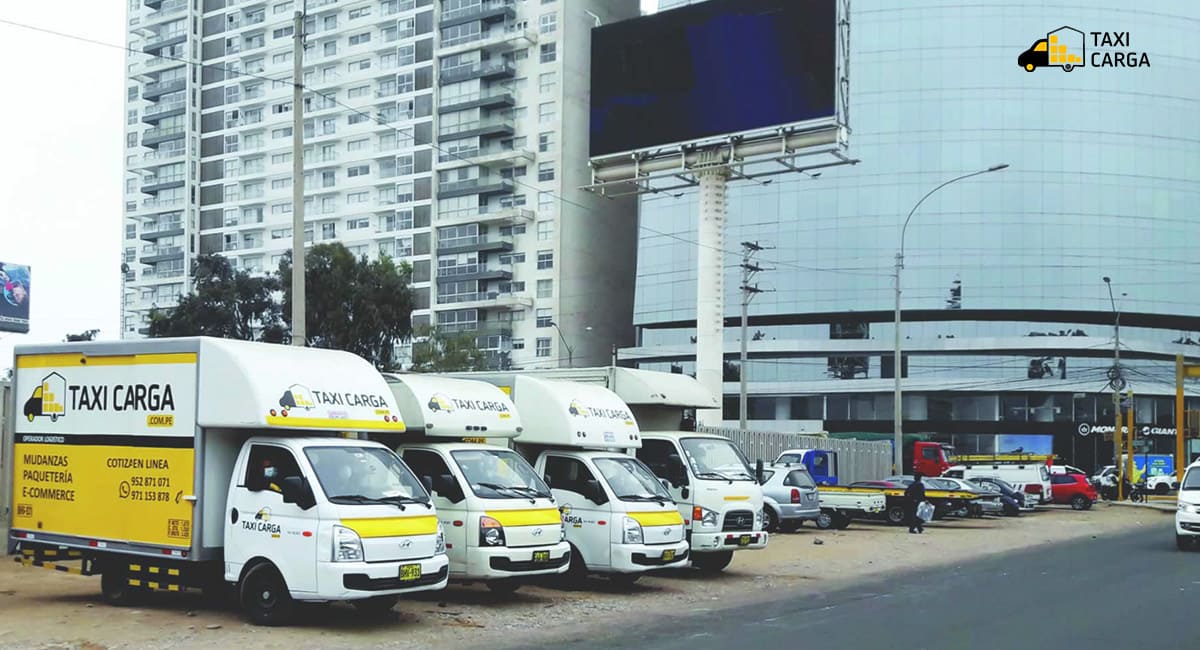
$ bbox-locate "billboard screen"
[590,0,837,158]
[0,261,30,333]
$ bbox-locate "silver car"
[758,465,821,532]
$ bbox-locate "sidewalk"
[1104,499,1176,513]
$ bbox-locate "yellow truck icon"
[1019,26,1085,72]
[24,372,67,422]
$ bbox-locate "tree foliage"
[64,329,100,342]
[279,243,415,369]
[408,325,491,373]
[147,254,286,342]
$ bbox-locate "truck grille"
[722,510,754,532]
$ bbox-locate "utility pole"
[738,241,772,429]
[1103,277,1125,496]
[290,9,306,347]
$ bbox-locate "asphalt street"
[539,518,1194,649]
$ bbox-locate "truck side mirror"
[420,475,434,494]
[280,476,316,510]
[584,479,607,505]
[432,474,463,504]
[665,453,688,487]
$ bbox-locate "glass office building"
[625,0,1200,471]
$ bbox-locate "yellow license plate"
[662,549,676,562]
[399,564,422,581]
[738,534,751,546]
[532,550,550,563]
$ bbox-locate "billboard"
[590,0,837,158]
[0,261,30,333]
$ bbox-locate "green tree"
[64,329,100,342]
[148,254,286,342]
[408,325,491,372]
[279,243,415,369]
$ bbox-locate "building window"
[538,132,554,153]
[539,13,557,34]
[347,138,368,151]
[271,178,292,190]
[347,217,370,230]
[538,102,555,124]
[539,71,557,94]
[349,6,371,19]
[536,220,554,241]
[540,43,556,63]
[347,164,370,177]
[512,338,525,350]
[537,279,553,299]
[499,252,525,265]
[536,337,551,357]
[348,58,371,72]
[349,32,371,46]
[347,191,369,204]
[348,85,370,99]
[348,112,370,125]
[537,250,553,269]
[273,26,294,39]
[322,222,337,239]
[324,41,337,56]
[538,162,555,182]
[536,308,552,328]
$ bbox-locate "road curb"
[1104,500,1176,513]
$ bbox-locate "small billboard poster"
[0,261,31,333]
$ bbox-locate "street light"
[548,321,590,368]
[1103,276,1129,494]
[892,164,1009,473]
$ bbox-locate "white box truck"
[6,338,449,625]
[453,373,690,586]
[382,373,570,593]
[484,367,769,573]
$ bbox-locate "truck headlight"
[480,516,506,547]
[1179,503,1196,514]
[622,516,643,544]
[754,508,765,530]
[692,506,719,529]
[435,522,446,555]
[332,525,363,562]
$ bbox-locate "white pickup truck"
[812,486,886,530]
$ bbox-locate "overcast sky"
[0,1,659,371]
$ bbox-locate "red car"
[1050,473,1097,510]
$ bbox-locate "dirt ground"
[0,504,1170,650]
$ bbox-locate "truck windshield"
[305,446,429,507]
[1183,469,1200,491]
[592,457,672,502]
[680,437,755,482]
[452,449,551,500]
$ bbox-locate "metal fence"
[701,425,893,485]
[1,381,10,553]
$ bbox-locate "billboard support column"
[695,156,729,425]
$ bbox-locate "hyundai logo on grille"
[663,528,672,536]
[722,511,755,532]
[532,527,543,536]
[400,539,413,548]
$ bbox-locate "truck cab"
[912,441,956,477]
[383,374,570,592]
[774,448,838,485]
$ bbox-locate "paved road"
[541,521,1196,649]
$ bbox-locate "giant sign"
[0,261,30,333]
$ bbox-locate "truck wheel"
[815,511,835,530]
[764,508,779,533]
[1070,495,1089,510]
[692,551,733,573]
[1178,534,1195,551]
[485,579,522,595]
[609,573,640,588]
[1156,483,1169,495]
[833,513,852,530]
[100,567,137,607]
[885,505,906,526]
[239,563,295,626]
[561,544,588,587]
[352,595,400,616]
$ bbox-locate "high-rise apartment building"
[121,0,638,369]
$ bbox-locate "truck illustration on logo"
[24,372,66,422]
[1019,26,1084,72]
[278,384,316,415]
[568,400,589,417]
[427,394,455,413]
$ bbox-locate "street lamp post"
[1103,276,1128,496]
[892,164,1009,473]
[549,321,589,368]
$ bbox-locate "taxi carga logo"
[1018,26,1150,72]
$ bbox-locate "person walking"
[906,473,927,534]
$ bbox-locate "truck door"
[401,448,468,567]
[635,439,691,523]
[541,455,611,570]
[226,444,319,595]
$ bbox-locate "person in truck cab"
[906,473,927,534]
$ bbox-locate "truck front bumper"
[688,530,768,553]
[1176,509,1200,535]
[463,541,571,580]
[609,540,690,573]
[317,553,449,600]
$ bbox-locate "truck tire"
[561,543,588,587]
[1178,534,1195,551]
[832,513,852,530]
[692,551,733,573]
[352,595,400,616]
[885,505,906,526]
[1156,483,1170,495]
[100,566,137,607]
[815,511,835,530]
[239,563,295,626]
[485,579,522,595]
[763,508,779,533]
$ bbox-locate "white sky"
[0,0,658,372]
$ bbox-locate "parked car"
[934,476,1005,516]
[1050,472,1098,509]
[758,465,821,532]
[1050,465,1087,476]
[969,476,1030,514]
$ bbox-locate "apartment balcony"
[140,217,184,240]
[142,30,186,54]
[437,27,537,58]
[436,206,534,228]
[437,177,514,200]
[142,98,186,123]
[437,89,515,115]
[438,60,516,85]
[139,244,184,264]
[439,0,514,29]
[142,78,186,99]
[140,174,185,194]
[141,196,186,214]
[438,144,533,170]
[142,124,186,146]
[435,265,512,283]
[435,291,533,310]
[436,117,514,143]
[142,267,186,281]
[142,147,185,164]
[144,0,187,20]
[435,320,514,340]
[436,235,513,256]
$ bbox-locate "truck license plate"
[399,564,421,581]
[738,534,751,546]
[662,549,676,562]
[532,550,550,563]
